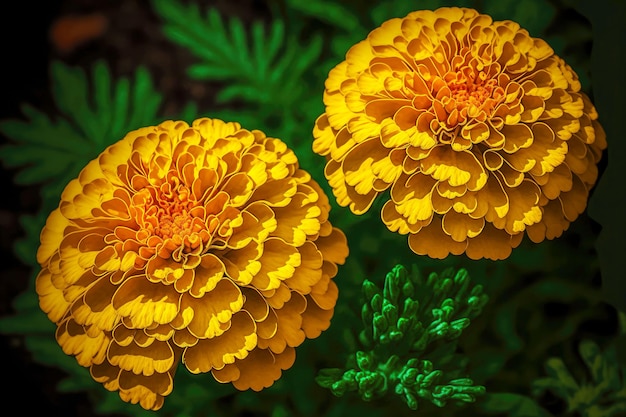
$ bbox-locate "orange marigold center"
[446,73,495,109]
[419,52,506,129]
[131,172,216,255]
[153,183,199,240]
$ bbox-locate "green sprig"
[532,338,626,417]
[317,264,487,410]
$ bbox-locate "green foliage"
[151,0,324,147]
[0,61,164,195]
[479,0,557,36]
[479,392,554,417]
[0,59,187,271]
[532,339,626,417]
[317,265,487,410]
[283,0,360,32]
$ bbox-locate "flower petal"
[182,311,257,373]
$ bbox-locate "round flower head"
[313,7,606,260]
[35,118,349,410]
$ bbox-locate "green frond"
[316,264,487,411]
[0,60,164,192]
[283,0,361,31]
[532,339,626,417]
[152,0,322,107]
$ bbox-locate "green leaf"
[56,373,96,393]
[370,0,472,26]
[0,309,54,335]
[479,393,554,417]
[544,357,580,391]
[12,287,40,311]
[284,0,360,31]
[481,0,556,37]
[96,390,157,417]
[579,340,605,383]
[0,61,165,193]
[24,335,80,371]
[318,264,486,411]
[532,338,626,417]
[152,0,322,109]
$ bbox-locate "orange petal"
[212,347,296,391]
[56,318,109,367]
[182,311,257,373]
[183,279,243,339]
[408,220,467,259]
[465,223,523,260]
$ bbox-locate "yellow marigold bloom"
[313,7,606,260]
[35,118,349,410]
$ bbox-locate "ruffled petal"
[312,6,605,260]
[36,117,348,409]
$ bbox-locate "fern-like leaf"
[151,0,322,107]
[283,0,360,31]
[0,60,164,192]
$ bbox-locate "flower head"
[313,7,606,260]
[36,118,349,410]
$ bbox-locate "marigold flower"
[313,7,606,260]
[35,118,349,410]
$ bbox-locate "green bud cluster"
[317,264,487,411]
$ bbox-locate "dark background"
[1,1,67,413]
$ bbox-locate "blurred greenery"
[532,337,626,417]
[0,0,623,416]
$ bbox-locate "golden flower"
[35,118,349,410]
[313,7,606,260]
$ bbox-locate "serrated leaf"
[127,66,162,131]
[216,84,265,103]
[0,117,87,152]
[93,60,113,133]
[152,0,322,108]
[229,17,250,64]
[0,61,165,195]
[50,61,94,131]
